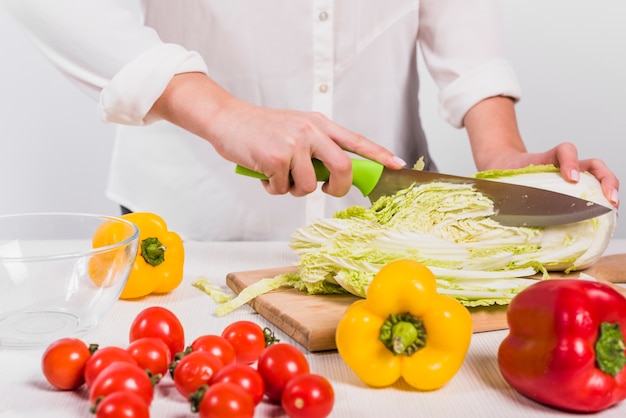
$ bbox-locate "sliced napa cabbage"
[283,164,616,307]
[212,165,616,315]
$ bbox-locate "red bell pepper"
[498,279,626,412]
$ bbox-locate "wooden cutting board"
[226,254,626,352]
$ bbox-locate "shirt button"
[318,11,329,21]
[318,84,329,93]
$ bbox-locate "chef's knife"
[235,158,612,227]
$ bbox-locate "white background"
[1,1,624,236]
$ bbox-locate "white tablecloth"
[2,240,626,418]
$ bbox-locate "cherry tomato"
[89,362,155,407]
[173,351,223,399]
[127,337,172,376]
[41,338,93,390]
[84,346,137,388]
[129,306,185,358]
[191,334,236,367]
[210,363,265,405]
[94,391,150,418]
[257,343,310,402]
[197,382,255,418]
[281,374,335,418]
[221,321,266,364]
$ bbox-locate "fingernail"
[611,189,619,205]
[392,156,407,167]
[570,169,580,182]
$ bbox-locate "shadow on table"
[465,351,579,415]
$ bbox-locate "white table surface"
[2,239,626,418]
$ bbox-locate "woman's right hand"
[149,72,405,197]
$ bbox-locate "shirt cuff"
[99,43,208,125]
[438,58,522,128]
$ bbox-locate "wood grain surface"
[226,254,626,352]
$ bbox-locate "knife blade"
[235,158,612,227]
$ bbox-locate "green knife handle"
[235,158,384,197]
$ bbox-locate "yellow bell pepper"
[335,259,472,391]
[91,212,184,299]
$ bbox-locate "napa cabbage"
[212,165,616,315]
[284,165,616,307]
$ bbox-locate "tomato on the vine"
[129,306,185,358]
[93,391,150,418]
[221,321,270,365]
[210,363,265,405]
[172,351,223,399]
[41,338,94,390]
[89,362,155,407]
[281,373,335,418]
[191,334,236,367]
[195,382,255,418]
[127,337,172,376]
[84,345,137,388]
[257,343,310,402]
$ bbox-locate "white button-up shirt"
[2,0,521,240]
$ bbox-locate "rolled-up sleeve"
[419,0,522,128]
[99,43,207,125]
[1,0,208,125]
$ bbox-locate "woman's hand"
[480,142,619,208]
[149,72,405,197]
[513,143,618,207]
[465,96,619,207]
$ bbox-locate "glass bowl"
[0,213,139,349]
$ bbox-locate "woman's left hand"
[526,142,619,207]
[465,97,619,208]
[485,142,619,208]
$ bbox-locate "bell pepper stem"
[140,237,166,266]
[595,322,626,377]
[379,312,427,356]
